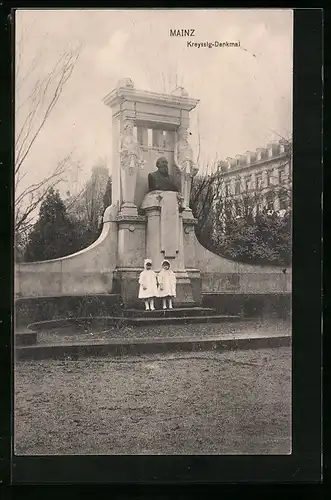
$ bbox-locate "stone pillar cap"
[267,141,278,148]
[117,78,135,89]
[141,190,183,210]
[171,86,189,97]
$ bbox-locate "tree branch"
[15,44,81,176]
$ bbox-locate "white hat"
[144,258,152,268]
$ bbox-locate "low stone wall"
[15,294,122,328]
[194,237,291,294]
[15,204,292,301]
[202,292,291,319]
[201,272,291,294]
[15,206,118,298]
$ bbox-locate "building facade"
[216,139,292,215]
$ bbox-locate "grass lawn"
[14,346,291,455]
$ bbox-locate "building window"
[266,191,274,210]
[256,174,263,190]
[234,199,242,216]
[280,144,285,153]
[279,190,288,210]
[268,148,273,158]
[235,179,241,195]
[266,170,272,186]
[279,167,286,184]
[244,175,251,191]
[225,182,231,197]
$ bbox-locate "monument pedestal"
[141,190,201,306]
[104,79,202,308]
[112,268,142,308]
[174,271,201,306]
[113,212,147,307]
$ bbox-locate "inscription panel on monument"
[160,192,180,258]
[135,101,181,127]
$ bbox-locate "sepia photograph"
[14,8,293,457]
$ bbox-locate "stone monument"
[103,79,201,306]
[15,79,291,303]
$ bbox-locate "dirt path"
[14,347,291,455]
[35,319,291,344]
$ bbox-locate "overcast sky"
[15,8,293,196]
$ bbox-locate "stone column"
[144,206,163,270]
[176,213,186,271]
[117,215,146,268]
[174,120,198,213]
[113,212,147,307]
[111,114,122,207]
[119,119,146,217]
[141,191,184,271]
[183,218,198,269]
[182,216,201,305]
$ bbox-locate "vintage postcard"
[14,7,293,458]
[10,7,321,483]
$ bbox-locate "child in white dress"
[157,259,177,309]
[138,259,158,311]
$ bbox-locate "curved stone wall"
[194,236,291,294]
[15,205,119,298]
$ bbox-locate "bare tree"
[190,139,292,264]
[15,29,82,238]
[190,167,220,245]
[66,161,110,232]
[15,154,81,238]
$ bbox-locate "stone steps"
[127,314,241,326]
[123,307,215,317]
[26,308,242,333]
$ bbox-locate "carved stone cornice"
[115,214,146,223]
[104,86,199,111]
[182,216,198,225]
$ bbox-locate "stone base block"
[175,272,202,306]
[15,294,122,328]
[119,203,139,217]
[112,268,142,308]
[113,268,202,308]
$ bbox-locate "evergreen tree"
[24,188,76,262]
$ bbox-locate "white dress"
[157,269,177,298]
[138,269,158,299]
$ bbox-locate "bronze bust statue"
[148,157,179,192]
